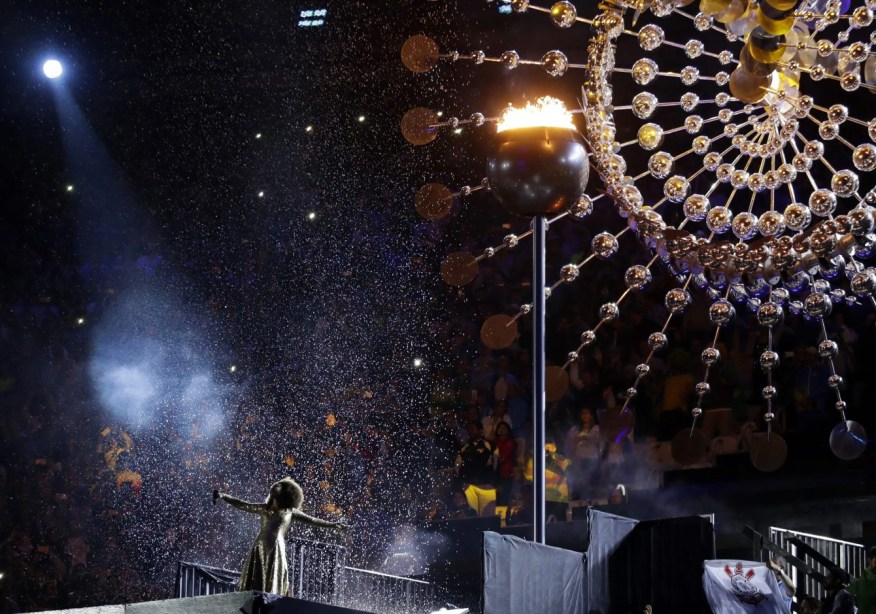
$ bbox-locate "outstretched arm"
[289,508,347,530]
[214,491,264,514]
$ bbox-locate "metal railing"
[337,566,436,614]
[289,536,347,604]
[177,537,438,613]
[769,526,866,602]
[176,561,239,597]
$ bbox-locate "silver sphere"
[599,302,620,321]
[635,363,650,377]
[760,350,780,369]
[851,269,876,296]
[592,232,619,259]
[571,194,594,218]
[804,293,833,318]
[665,288,692,314]
[818,339,839,358]
[695,382,711,396]
[625,264,652,291]
[560,264,580,283]
[708,299,736,326]
[701,347,721,366]
[762,385,777,400]
[580,330,596,346]
[756,302,784,327]
[828,374,844,388]
[830,420,868,460]
[648,332,668,350]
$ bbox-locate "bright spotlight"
[358,115,366,122]
[307,212,317,220]
[413,358,424,368]
[43,59,63,79]
[66,185,74,192]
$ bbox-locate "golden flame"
[496,96,575,133]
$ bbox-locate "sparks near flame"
[496,96,575,133]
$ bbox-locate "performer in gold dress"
[213,477,347,595]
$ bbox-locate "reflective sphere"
[701,347,721,365]
[486,127,589,216]
[550,1,577,27]
[592,232,620,259]
[851,269,876,295]
[580,330,596,346]
[804,292,833,318]
[756,302,784,327]
[760,350,780,369]
[665,288,692,313]
[599,302,620,321]
[648,332,668,350]
[818,339,839,358]
[625,264,652,290]
[829,420,868,460]
[708,299,736,325]
[542,50,569,76]
[560,264,579,282]
[571,194,594,218]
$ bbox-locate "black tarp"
[584,509,638,614]
[482,531,585,614]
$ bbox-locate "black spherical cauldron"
[486,126,589,217]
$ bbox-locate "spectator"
[564,406,600,499]
[482,399,512,443]
[823,566,856,614]
[454,420,496,516]
[800,595,821,614]
[767,556,796,612]
[524,437,571,522]
[849,546,876,613]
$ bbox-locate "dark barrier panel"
[609,515,715,613]
[482,531,585,614]
[585,510,638,614]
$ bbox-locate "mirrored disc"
[671,428,708,465]
[401,35,440,73]
[401,107,440,145]
[545,365,570,402]
[751,432,787,472]
[601,406,636,444]
[480,314,518,349]
[440,251,478,286]
[829,420,868,460]
[415,183,454,220]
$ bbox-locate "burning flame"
[496,96,575,133]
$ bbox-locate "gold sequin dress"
[219,493,338,595]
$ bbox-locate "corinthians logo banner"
[702,560,792,614]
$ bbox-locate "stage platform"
[40,591,373,614]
